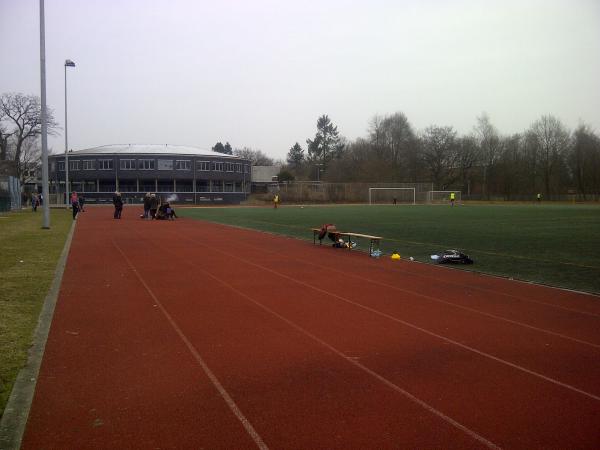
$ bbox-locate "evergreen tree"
[212,142,226,153]
[286,142,305,167]
[306,115,344,164]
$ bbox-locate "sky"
[1,0,599,161]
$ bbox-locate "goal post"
[427,190,462,204]
[368,187,416,205]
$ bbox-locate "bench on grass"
[311,228,383,257]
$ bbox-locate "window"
[69,160,80,171]
[212,162,224,172]
[99,159,113,170]
[51,162,56,172]
[224,182,234,192]
[58,161,65,171]
[244,164,250,173]
[236,163,242,172]
[196,180,209,192]
[83,160,95,170]
[139,159,155,170]
[211,180,223,192]
[175,160,191,170]
[120,159,136,170]
[197,161,210,171]
[158,159,173,170]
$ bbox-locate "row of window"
[54,180,246,193]
[55,160,250,173]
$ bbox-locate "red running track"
[22,207,600,449]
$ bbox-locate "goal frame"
[368,187,416,205]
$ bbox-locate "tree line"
[3,91,599,200]
[284,113,600,200]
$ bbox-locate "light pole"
[64,59,75,207]
[39,0,50,228]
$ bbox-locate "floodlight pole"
[39,0,50,228]
[64,59,75,207]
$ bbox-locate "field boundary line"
[189,218,600,306]
[0,220,77,450]
[112,239,269,450]
[143,236,502,450]
[229,238,599,348]
[177,231,600,402]
[184,221,600,348]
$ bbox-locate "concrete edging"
[0,219,77,450]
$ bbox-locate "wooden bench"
[312,228,383,257]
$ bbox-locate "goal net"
[368,187,416,205]
[427,190,462,204]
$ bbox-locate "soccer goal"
[368,187,416,205]
[427,190,462,204]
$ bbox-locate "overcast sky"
[1,0,599,160]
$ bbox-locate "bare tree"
[528,115,571,197]
[368,112,416,181]
[0,92,58,164]
[569,124,600,200]
[473,113,500,199]
[419,125,459,189]
[17,137,42,185]
[233,147,274,166]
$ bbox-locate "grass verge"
[0,209,72,416]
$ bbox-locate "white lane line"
[226,237,600,348]
[210,221,600,318]
[148,238,502,450]
[178,232,600,403]
[112,239,269,450]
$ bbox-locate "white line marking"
[146,238,502,449]
[234,238,600,348]
[112,240,269,450]
[179,232,600,402]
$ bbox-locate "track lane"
[127,218,600,449]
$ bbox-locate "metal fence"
[273,182,434,203]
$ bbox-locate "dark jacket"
[112,195,123,207]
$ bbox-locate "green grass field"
[179,203,600,294]
[0,210,72,416]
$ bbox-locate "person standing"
[450,192,455,207]
[273,193,280,209]
[112,191,123,219]
[149,193,158,219]
[143,193,151,219]
[31,193,38,212]
[537,193,542,203]
[78,193,86,212]
[70,191,80,220]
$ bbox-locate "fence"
[273,182,434,204]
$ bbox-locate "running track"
[21,207,600,449]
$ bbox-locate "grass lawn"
[179,203,600,294]
[0,209,72,416]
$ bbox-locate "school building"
[48,144,251,204]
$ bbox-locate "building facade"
[48,144,251,204]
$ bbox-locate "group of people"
[141,193,177,220]
[317,224,355,248]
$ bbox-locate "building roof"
[52,144,239,158]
